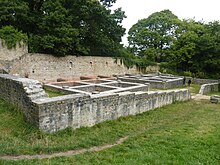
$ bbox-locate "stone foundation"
[199,83,219,95]
[0,74,190,133]
[118,74,184,89]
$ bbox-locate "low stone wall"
[199,83,219,95]
[118,77,183,89]
[192,78,219,85]
[0,74,191,133]
[0,74,48,126]
[210,95,220,103]
[35,89,190,133]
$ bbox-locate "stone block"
[210,95,220,103]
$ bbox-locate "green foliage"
[128,10,181,62]
[0,26,27,49]
[158,18,220,78]
[115,47,156,71]
[159,62,177,75]
[0,0,126,56]
[0,0,28,30]
[0,99,220,164]
[128,9,220,78]
[183,71,192,77]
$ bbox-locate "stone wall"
[0,74,190,133]
[0,39,28,61]
[1,53,159,82]
[0,74,48,126]
[191,78,219,85]
[35,89,190,133]
[118,77,184,89]
[199,83,219,95]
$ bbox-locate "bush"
[0,26,27,49]
[183,71,192,77]
[114,48,156,71]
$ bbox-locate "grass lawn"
[44,88,65,97]
[0,97,220,164]
[187,83,201,95]
[207,91,220,96]
[152,83,201,96]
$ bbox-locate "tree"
[128,10,181,62]
[195,21,220,78]
[0,0,126,56]
[169,19,203,71]
[0,25,27,49]
[0,0,28,30]
[169,19,220,78]
[100,0,116,7]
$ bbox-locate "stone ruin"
[210,95,220,103]
[0,39,219,133]
[0,73,191,133]
[117,73,184,89]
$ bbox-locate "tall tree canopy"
[169,19,220,78]
[128,10,181,62]
[0,0,126,56]
[127,10,220,78]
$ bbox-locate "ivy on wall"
[0,26,27,49]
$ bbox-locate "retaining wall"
[199,83,219,95]
[0,74,191,133]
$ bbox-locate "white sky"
[111,0,220,45]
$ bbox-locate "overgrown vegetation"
[115,48,156,70]
[0,26,27,49]
[0,90,220,164]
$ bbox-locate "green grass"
[152,83,201,96]
[44,89,65,97]
[0,98,220,164]
[207,91,220,96]
[187,83,201,95]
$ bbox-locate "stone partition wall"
[1,53,159,82]
[192,78,219,85]
[118,76,184,89]
[0,74,190,133]
[0,74,48,125]
[199,83,220,95]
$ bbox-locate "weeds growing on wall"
[0,26,27,49]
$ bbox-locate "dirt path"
[0,136,128,161]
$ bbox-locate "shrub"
[0,26,27,49]
[183,71,192,77]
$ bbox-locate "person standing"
[188,79,191,86]
[183,76,186,86]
